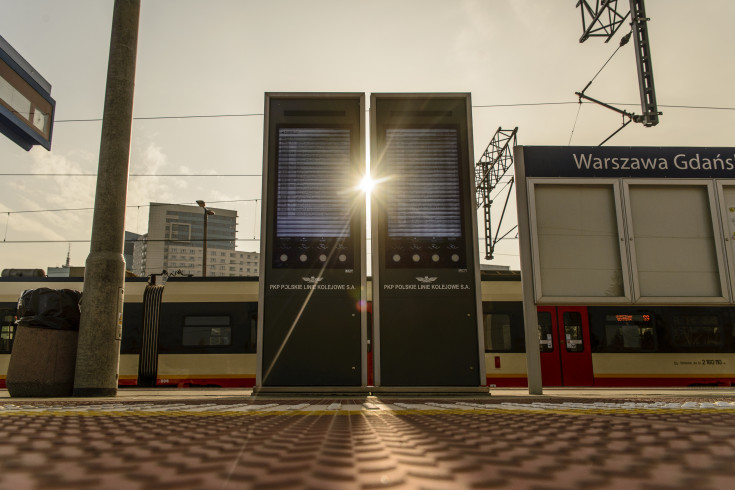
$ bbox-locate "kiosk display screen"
[273,126,354,268]
[383,126,466,268]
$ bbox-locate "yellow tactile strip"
[0,400,734,488]
[2,399,735,417]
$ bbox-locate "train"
[1,271,734,388]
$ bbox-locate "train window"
[182,316,232,347]
[603,313,655,352]
[0,310,15,353]
[563,312,584,352]
[538,312,553,352]
[671,314,722,349]
[484,314,512,352]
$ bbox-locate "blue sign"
[520,146,735,179]
[0,35,55,151]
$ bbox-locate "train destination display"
[371,93,484,388]
[383,127,466,269]
[273,127,354,269]
[258,94,366,389]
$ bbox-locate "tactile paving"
[0,396,733,488]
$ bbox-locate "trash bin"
[6,288,82,397]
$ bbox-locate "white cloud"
[125,140,179,234]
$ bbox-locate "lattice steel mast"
[577,0,630,43]
[474,127,518,260]
[575,0,660,144]
[629,0,659,127]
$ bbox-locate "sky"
[1,0,734,273]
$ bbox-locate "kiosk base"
[251,386,490,397]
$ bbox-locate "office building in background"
[132,203,259,277]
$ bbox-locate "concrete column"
[202,213,208,277]
[513,147,543,395]
[73,0,140,396]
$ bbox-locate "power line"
[51,102,735,124]
[579,31,632,96]
[476,102,733,112]
[568,101,583,145]
[637,103,735,111]
[489,178,514,203]
[3,199,260,215]
[472,102,580,108]
[1,238,261,244]
[0,173,262,177]
[585,102,735,111]
[57,105,582,122]
[56,113,265,123]
[473,101,735,111]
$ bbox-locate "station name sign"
[0,35,55,151]
[523,146,735,179]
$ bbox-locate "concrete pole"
[202,212,208,277]
[513,147,543,395]
[73,0,140,396]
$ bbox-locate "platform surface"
[1,387,734,489]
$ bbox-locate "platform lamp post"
[196,200,215,277]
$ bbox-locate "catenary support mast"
[74,0,140,396]
[474,127,518,260]
[629,0,659,127]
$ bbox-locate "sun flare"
[359,175,376,194]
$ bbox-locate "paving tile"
[1,393,735,488]
[0,471,47,490]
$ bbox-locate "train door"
[537,306,562,386]
[537,306,593,386]
[556,306,594,386]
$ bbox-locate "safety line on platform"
[0,400,734,417]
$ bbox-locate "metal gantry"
[575,0,660,144]
[474,127,518,260]
[577,0,630,43]
[629,0,659,127]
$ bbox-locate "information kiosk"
[257,94,366,388]
[370,93,485,388]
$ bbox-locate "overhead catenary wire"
[55,113,265,123]
[1,170,513,216]
[568,100,583,145]
[1,238,261,244]
[574,28,654,144]
[489,178,515,203]
[7,97,734,251]
[580,31,632,96]
[598,117,633,146]
[54,104,581,122]
[0,173,261,177]
[50,101,735,125]
[574,30,634,146]
[3,199,260,215]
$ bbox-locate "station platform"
[1,387,734,489]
